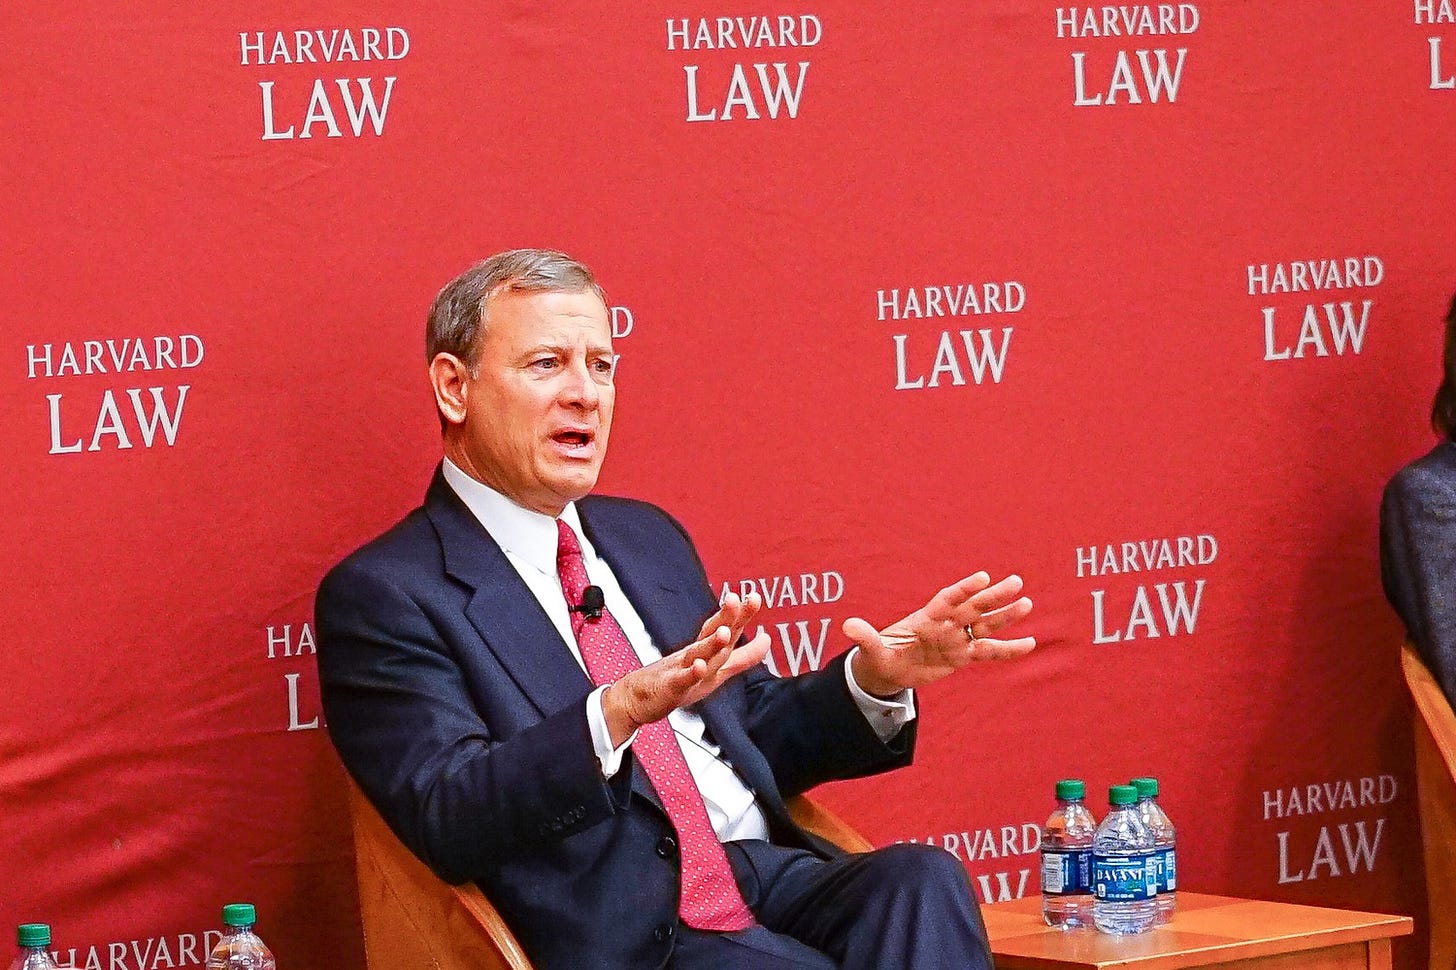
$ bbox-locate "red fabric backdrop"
[3,2,1451,966]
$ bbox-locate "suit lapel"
[424,470,593,720]
[577,498,700,660]
[429,480,778,816]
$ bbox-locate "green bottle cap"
[17,924,51,948]
[1055,779,1085,800]
[1109,784,1138,806]
[221,904,256,928]
[1131,777,1159,797]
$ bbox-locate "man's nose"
[560,359,601,408]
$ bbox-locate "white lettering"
[1074,48,1186,105]
[27,343,52,378]
[47,394,83,454]
[1416,0,1456,24]
[684,65,717,121]
[88,390,132,451]
[1092,581,1204,642]
[772,618,830,675]
[335,77,396,136]
[893,334,924,389]
[960,328,1013,384]
[1138,48,1186,102]
[975,869,1031,903]
[300,79,343,138]
[1265,301,1373,360]
[1055,4,1200,37]
[126,386,188,448]
[267,625,291,660]
[260,81,296,140]
[286,672,322,731]
[240,32,265,66]
[241,28,410,64]
[667,18,690,50]
[754,62,809,118]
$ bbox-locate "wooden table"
[983,892,1413,970]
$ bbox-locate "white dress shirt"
[442,459,915,841]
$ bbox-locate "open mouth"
[551,429,594,450]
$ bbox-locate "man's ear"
[429,353,470,426]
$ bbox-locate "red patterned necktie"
[555,519,755,932]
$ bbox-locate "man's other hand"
[845,573,1035,698]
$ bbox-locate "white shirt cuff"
[844,646,917,742]
[587,684,638,777]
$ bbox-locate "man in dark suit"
[1382,291,1456,706]
[317,249,1036,969]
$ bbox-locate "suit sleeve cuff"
[587,684,638,777]
[844,646,917,742]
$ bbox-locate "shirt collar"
[440,458,592,578]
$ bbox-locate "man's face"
[450,288,615,516]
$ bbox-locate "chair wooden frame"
[346,778,872,970]
[347,777,533,970]
[1400,641,1456,970]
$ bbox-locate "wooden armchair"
[1401,641,1456,970]
[346,778,871,969]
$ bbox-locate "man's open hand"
[845,573,1035,698]
[601,592,770,745]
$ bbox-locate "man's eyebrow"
[514,341,613,360]
[518,342,569,357]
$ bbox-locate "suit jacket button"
[656,835,678,858]
[654,924,674,943]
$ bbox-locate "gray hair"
[425,249,607,366]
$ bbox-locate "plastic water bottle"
[206,904,276,970]
[1092,784,1156,934]
[9,924,60,970]
[1040,778,1096,927]
[1132,777,1177,924]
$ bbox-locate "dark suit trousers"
[667,841,992,970]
